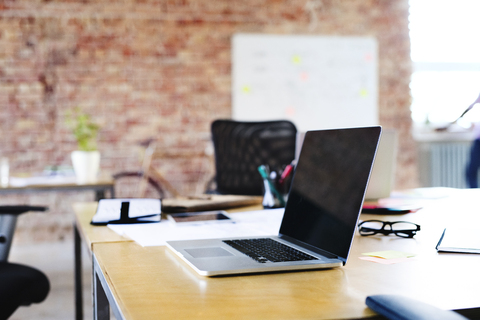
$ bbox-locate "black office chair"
[209,119,297,196]
[0,206,50,320]
[366,294,468,320]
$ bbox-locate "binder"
[91,199,161,225]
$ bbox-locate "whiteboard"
[232,34,378,132]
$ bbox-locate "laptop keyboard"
[223,238,319,263]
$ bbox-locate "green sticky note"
[363,250,415,260]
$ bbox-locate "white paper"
[108,208,284,247]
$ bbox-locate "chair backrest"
[211,119,297,196]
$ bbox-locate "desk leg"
[93,252,123,320]
[74,224,83,320]
[95,190,105,201]
[110,185,115,199]
[95,186,115,201]
[93,270,110,320]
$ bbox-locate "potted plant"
[67,108,101,184]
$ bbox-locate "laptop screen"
[279,127,381,262]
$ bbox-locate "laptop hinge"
[278,234,346,264]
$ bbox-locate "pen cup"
[258,164,292,209]
[262,179,285,209]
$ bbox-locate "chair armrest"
[0,206,48,261]
[0,206,48,215]
[366,294,467,320]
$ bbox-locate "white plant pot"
[71,150,100,184]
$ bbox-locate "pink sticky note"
[359,256,416,264]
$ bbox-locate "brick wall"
[0,0,416,243]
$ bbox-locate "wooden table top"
[73,202,128,251]
[86,188,480,319]
[2,176,114,191]
[73,202,265,251]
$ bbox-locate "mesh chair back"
[211,119,297,195]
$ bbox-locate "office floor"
[8,240,94,320]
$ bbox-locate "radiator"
[418,141,472,188]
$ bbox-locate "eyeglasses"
[358,220,421,238]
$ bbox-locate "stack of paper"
[108,208,285,247]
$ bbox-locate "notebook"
[436,228,480,254]
[364,129,398,200]
[166,126,381,276]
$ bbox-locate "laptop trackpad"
[185,247,234,258]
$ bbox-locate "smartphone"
[167,210,232,224]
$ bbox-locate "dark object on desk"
[361,203,421,214]
[361,207,411,214]
[0,206,50,319]
[167,210,231,224]
[436,228,480,254]
[161,194,263,213]
[366,294,467,320]
[210,119,297,196]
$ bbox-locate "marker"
[278,164,294,186]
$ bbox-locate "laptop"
[166,126,381,276]
[364,129,397,200]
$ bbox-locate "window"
[409,0,480,126]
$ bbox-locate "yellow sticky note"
[241,85,251,94]
[362,250,415,260]
[360,89,369,97]
[359,256,416,265]
[292,55,302,65]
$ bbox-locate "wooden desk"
[81,189,480,319]
[73,202,263,320]
[73,201,131,320]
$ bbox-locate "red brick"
[0,0,414,242]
